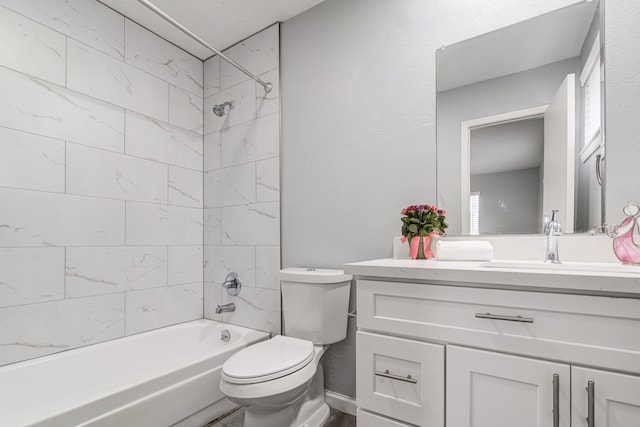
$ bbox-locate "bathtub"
[0,319,269,426]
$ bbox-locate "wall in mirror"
[437,0,603,235]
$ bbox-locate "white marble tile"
[0,187,124,247]
[204,132,222,171]
[126,202,202,246]
[0,293,125,366]
[204,55,221,98]
[256,68,280,118]
[169,85,204,134]
[0,0,124,59]
[220,113,279,167]
[221,24,279,90]
[67,39,168,121]
[124,19,203,95]
[221,202,280,246]
[204,163,256,208]
[204,208,222,245]
[204,245,255,287]
[256,157,280,203]
[125,283,203,335]
[0,127,65,193]
[66,246,167,298]
[0,66,125,153]
[125,111,203,171]
[67,143,168,203]
[169,166,203,208]
[0,247,64,308]
[0,5,66,85]
[256,246,281,290]
[222,287,281,335]
[204,79,257,133]
[168,246,203,286]
[203,281,223,321]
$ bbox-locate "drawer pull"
[475,312,534,323]
[587,381,595,427]
[553,374,560,427]
[375,369,418,384]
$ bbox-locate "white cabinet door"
[447,346,570,427]
[572,367,640,427]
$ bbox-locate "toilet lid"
[222,335,315,384]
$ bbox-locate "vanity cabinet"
[353,276,640,427]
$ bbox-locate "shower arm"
[136,0,273,93]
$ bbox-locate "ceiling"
[98,0,327,59]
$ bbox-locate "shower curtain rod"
[136,0,273,93]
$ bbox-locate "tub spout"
[215,302,235,314]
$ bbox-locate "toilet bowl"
[219,268,352,427]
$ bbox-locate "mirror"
[437,1,603,235]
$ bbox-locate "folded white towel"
[435,240,494,261]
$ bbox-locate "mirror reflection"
[437,1,603,235]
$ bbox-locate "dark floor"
[207,406,356,427]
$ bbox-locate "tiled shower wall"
[203,24,281,335]
[0,0,204,366]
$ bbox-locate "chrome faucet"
[215,302,235,314]
[544,209,562,264]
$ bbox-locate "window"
[579,33,602,162]
[470,192,480,235]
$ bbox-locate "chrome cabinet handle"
[375,369,418,384]
[475,312,534,323]
[553,374,560,427]
[595,154,603,186]
[587,381,595,427]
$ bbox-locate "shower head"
[212,100,235,117]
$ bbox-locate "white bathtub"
[0,320,269,426]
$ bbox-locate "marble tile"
[221,24,279,90]
[125,283,203,335]
[0,66,125,153]
[204,79,257,133]
[67,39,168,121]
[169,166,203,208]
[256,68,280,118]
[204,163,256,208]
[124,19,203,96]
[0,5,66,85]
[0,127,65,193]
[222,287,281,334]
[0,247,64,308]
[125,111,203,171]
[204,55,221,98]
[0,0,124,59]
[204,245,255,287]
[168,246,203,286]
[169,85,204,134]
[66,246,167,298]
[256,246,281,290]
[0,187,125,247]
[221,202,280,246]
[204,208,222,245]
[203,281,223,321]
[256,157,280,203]
[126,202,202,246]
[220,113,279,167]
[67,143,168,203]
[0,293,125,366]
[204,132,222,172]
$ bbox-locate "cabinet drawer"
[356,331,444,426]
[357,280,640,373]
[357,408,414,427]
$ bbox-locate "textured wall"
[0,0,204,366]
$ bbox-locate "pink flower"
[401,208,407,214]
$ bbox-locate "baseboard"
[324,390,356,416]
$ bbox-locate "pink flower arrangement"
[400,204,448,241]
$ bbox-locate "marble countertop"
[344,258,640,297]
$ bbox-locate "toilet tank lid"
[280,268,352,284]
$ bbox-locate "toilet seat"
[222,336,315,385]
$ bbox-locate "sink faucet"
[544,210,562,264]
[215,302,235,314]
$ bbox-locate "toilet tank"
[280,268,352,345]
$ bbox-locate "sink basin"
[481,260,640,274]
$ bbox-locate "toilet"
[220,268,352,427]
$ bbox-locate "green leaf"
[408,224,418,234]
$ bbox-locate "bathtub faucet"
[215,302,235,314]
